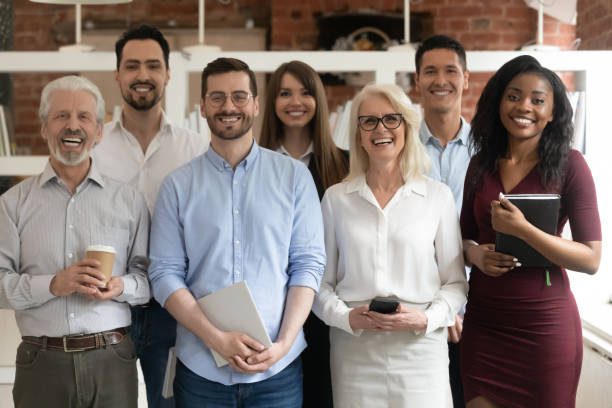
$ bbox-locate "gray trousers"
[13,336,138,408]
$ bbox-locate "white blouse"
[313,174,468,335]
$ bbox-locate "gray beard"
[49,145,90,166]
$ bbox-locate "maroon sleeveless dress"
[459,150,601,408]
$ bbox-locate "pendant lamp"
[29,0,132,52]
[182,0,221,54]
[387,0,416,52]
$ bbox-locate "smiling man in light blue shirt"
[149,58,325,407]
[415,35,472,408]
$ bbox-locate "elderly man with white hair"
[0,75,150,408]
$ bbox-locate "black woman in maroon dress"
[460,55,602,408]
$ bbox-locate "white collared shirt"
[93,110,208,213]
[277,143,314,167]
[313,174,468,335]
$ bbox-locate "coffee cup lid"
[86,244,116,253]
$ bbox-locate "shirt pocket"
[88,226,130,278]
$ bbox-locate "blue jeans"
[174,358,303,408]
[131,300,177,408]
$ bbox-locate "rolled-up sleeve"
[116,191,151,305]
[286,165,326,291]
[149,175,189,306]
[0,196,55,310]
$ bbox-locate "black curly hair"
[468,55,573,193]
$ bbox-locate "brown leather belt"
[21,327,128,352]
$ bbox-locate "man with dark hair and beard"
[93,24,207,408]
[148,58,325,407]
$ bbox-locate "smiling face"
[358,93,405,166]
[499,72,554,142]
[41,89,102,167]
[274,72,316,131]
[415,48,469,116]
[116,39,169,111]
[200,71,259,141]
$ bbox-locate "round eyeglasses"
[357,113,404,131]
[205,91,252,108]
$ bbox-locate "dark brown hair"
[200,57,257,98]
[260,60,348,191]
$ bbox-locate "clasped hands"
[349,304,428,332]
[211,331,289,374]
[49,258,123,300]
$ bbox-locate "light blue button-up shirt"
[419,117,472,213]
[149,141,325,385]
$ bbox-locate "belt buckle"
[62,336,86,353]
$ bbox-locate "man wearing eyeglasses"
[93,25,208,408]
[415,35,471,408]
[148,57,326,407]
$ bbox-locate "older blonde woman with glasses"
[313,83,468,407]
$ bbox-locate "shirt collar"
[205,138,259,172]
[344,173,427,198]
[419,117,469,147]
[277,142,314,160]
[38,157,105,189]
[109,109,174,138]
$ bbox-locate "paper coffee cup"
[86,245,116,285]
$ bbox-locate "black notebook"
[494,194,561,268]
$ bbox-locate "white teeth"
[135,87,151,92]
[373,138,392,145]
[288,111,305,117]
[62,137,82,146]
[220,117,239,123]
[432,90,451,96]
[513,117,533,125]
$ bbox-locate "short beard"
[124,93,161,111]
[207,113,254,141]
[49,129,91,166]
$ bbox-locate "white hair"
[347,83,430,182]
[38,75,105,124]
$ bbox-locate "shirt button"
[69,313,75,319]
[69,198,75,203]
[68,224,74,229]
[234,209,239,214]
[67,253,74,259]
[235,240,240,245]
[233,180,238,185]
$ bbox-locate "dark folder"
[494,194,561,268]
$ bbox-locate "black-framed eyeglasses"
[357,113,404,131]
[205,91,252,108]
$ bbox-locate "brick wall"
[11,0,269,154]
[269,0,576,121]
[10,0,584,154]
[577,0,612,49]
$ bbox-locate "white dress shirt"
[93,110,209,214]
[313,174,467,335]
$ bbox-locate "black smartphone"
[368,298,399,314]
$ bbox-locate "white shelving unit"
[1,49,611,177]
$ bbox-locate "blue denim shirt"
[419,117,472,213]
[149,141,325,385]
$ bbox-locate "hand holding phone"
[368,298,399,314]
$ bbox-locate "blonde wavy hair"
[347,83,429,182]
